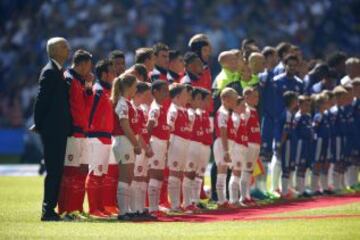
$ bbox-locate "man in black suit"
[33,37,71,221]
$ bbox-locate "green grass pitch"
[1,176,360,240]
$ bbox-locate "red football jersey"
[113,97,139,136]
[201,110,213,146]
[135,104,150,144]
[232,112,248,146]
[87,81,113,144]
[65,69,93,138]
[245,106,261,144]
[148,101,170,140]
[214,106,236,140]
[167,103,190,139]
[189,108,203,142]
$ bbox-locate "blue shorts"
[295,139,312,169]
[260,114,281,158]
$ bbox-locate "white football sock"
[310,173,319,193]
[229,175,240,204]
[148,178,161,212]
[333,171,341,191]
[320,173,328,191]
[192,177,203,204]
[289,171,295,189]
[240,171,251,202]
[117,181,130,215]
[216,174,227,204]
[182,177,193,208]
[270,155,282,192]
[281,177,289,195]
[140,182,147,212]
[296,177,305,194]
[168,176,181,209]
[130,181,143,213]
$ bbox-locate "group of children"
[278,81,360,199]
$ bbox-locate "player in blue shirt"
[311,94,332,195]
[258,47,278,196]
[349,79,360,189]
[330,86,348,192]
[273,42,292,76]
[269,54,304,193]
[279,91,298,198]
[294,95,313,197]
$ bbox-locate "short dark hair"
[135,48,154,64]
[284,54,299,64]
[261,46,276,59]
[327,51,347,68]
[169,50,182,62]
[276,42,292,59]
[184,51,199,66]
[153,42,169,56]
[95,59,113,80]
[283,91,298,108]
[133,63,148,81]
[191,87,203,99]
[241,38,256,50]
[169,83,186,99]
[199,88,210,99]
[136,81,151,94]
[109,50,124,60]
[73,49,92,65]
[151,80,168,94]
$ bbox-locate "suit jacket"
[34,60,72,137]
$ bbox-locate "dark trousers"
[40,133,67,214]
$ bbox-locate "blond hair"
[220,87,238,100]
[111,73,137,104]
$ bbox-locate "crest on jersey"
[154,160,159,166]
[68,154,73,161]
[173,161,178,167]
[189,162,194,169]
[124,154,130,160]
[137,166,143,173]
[246,162,252,169]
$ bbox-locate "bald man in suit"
[33,37,71,221]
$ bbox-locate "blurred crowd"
[0,0,359,129]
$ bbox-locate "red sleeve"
[69,80,92,132]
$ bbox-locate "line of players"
[54,45,360,222]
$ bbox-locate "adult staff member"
[33,37,71,221]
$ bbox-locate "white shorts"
[185,141,210,177]
[112,135,136,164]
[167,135,189,171]
[244,143,260,172]
[231,143,248,171]
[64,137,91,167]
[134,151,149,177]
[214,137,234,167]
[148,136,168,170]
[87,138,111,176]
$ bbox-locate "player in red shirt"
[166,83,192,211]
[131,82,155,219]
[229,96,249,206]
[59,50,93,219]
[109,50,126,76]
[146,80,170,216]
[241,87,261,205]
[183,87,212,211]
[167,50,184,84]
[111,73,141,220]
[213,88,238,208]
[150,43,169,82]
[135,48,156,81]
[85,59,115,218]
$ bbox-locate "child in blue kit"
[279,91,299,198]
[330,86,348,191]
[311,94,332,195]
[294,95,314,197]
